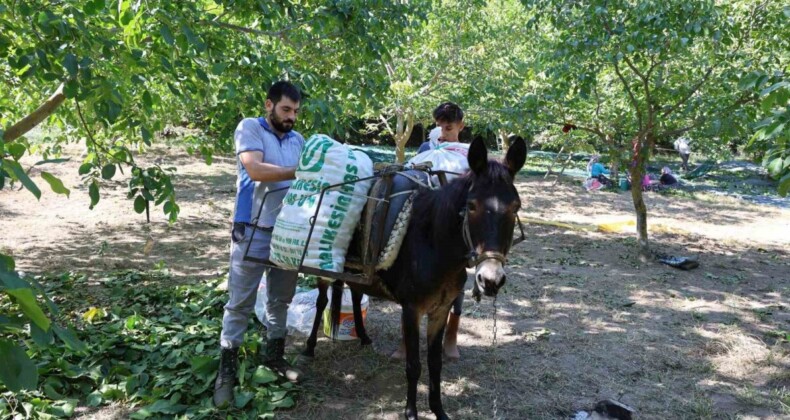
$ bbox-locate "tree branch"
[74,99,107,165]
[379,114,393,135]
[416,65,443,97]
[204,20,305,38]
[613,60,643,129]
[548,121,605,137]
[2,83,65,144]
[621,54,646,82]
[661,67,714,118]
[660,93,759,138]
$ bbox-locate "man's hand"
[239,151,297,183]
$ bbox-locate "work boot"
[213,347,239,407]
[262,338,304,383]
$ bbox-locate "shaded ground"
[1,145,789,419]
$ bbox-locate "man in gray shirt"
[214,81,305,407]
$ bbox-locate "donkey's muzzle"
[475,260,506,296]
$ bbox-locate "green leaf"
[30,322,54,346]
[738,72,760,90]
[134,196,146,213]
[34,158,70,166]
[79,162,93,175]
[5,287,51,331]
[3,159,41,199]
[141,127,152,145]
[64,78,79,98]
[190,356,218,378]
[133,399,187,416]
[211,62,227,75]
[0,268,26,288]
[87,390,103,407]
[761,81,788,97]
[41,171,71,197]
[125,314,141,330]
[52,324,87,352]
[234,391,254,408]
[778,173,790,197]
[767,157,784,176]
[89,180,100,209]
[271,395,295,408]
[0,253,15,272]
[64,53,78,77]
[160,25,175,46]
[142,91,153,111]
[83,0,99,16]
[252,366,278,384]
[102,164,117,180]
[49,399,77,417]
[7,143,25,160]
[107,100,121,123]
[0,339,38,391]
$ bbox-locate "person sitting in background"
[641,173,653,191]
[587,155,611,186]
[659,166,678,186]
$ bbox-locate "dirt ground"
[2,144,789,419]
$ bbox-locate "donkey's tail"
[329,280,344,340]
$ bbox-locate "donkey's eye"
[467,201,477,212]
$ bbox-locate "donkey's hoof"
[404,407,419,420]
[360,337,373,346]
[300,348,315,359]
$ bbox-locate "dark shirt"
[660,173,677,185]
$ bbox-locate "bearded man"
[214,81,305,406]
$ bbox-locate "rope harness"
[460,206,508,269]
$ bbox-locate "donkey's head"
[464,136,527,297]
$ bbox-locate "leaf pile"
[0,270,297,419]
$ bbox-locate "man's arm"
[239,151,297,182]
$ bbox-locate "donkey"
[303,136,527,420]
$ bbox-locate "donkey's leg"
[350,287,372,346]
[402,304,421,420]
[427,306,452,420]
[301,281,329,358]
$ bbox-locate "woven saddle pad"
[352,169,430,271]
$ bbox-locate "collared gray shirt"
[233,117,304,227]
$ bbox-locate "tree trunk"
[628,135,651,261]
[545,145,565,179]
[2,83,66,143]
[498,129,510,152]
[553,152,574,186]
[394,112,414,163]
[629,174,650,261]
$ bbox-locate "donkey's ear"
[505,137,527,178]
[467,137,488,176]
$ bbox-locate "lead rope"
[492,296,500,419]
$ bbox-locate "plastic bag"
[583,178,603,191]
[254,278,319,336]
[407,142,470,183]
